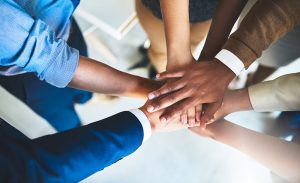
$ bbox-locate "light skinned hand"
[139,99,195,133]
[204,88,253,126]
[165,55,201,127]
[146,59,235,124]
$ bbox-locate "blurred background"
[1,0,299,182]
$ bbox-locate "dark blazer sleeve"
[0,111,144,183]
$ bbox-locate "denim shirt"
[0,0,80,87]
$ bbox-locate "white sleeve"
[215,49,245,76]
[129,109,152,143]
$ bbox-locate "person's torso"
[142,0,219,23]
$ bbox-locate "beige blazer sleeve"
[223,0,300,68]
[248,73,300,112]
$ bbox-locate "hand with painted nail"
[147,59,236,124]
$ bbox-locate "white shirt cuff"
[215,49,245,76]
[129,109,152,143]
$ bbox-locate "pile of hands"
[139,56,250,136]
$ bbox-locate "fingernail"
[196,115,200,122]
[208,119,214,124]
[183,119,187,124]
[183,115,188,124]
[147,105,154,112]
[156,74,160,78]
[160,117,167,123]
[148,93,155,100]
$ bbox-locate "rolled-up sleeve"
[0,0,79,87]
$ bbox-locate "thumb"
[201,101,222,124]
[156,70,185,79]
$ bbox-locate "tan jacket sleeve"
[248,73,300,112]
[223,0,300,68]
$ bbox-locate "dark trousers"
[0,19,92,131]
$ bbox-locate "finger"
[201,101,222,124]
[156,70,185,79]
[180,112,188,124]
[193,106,201,127]
[187,107,196,126]
[147,88,190,112]
[160,98,196,123]
[200,119,207,130]
[195,105,202,122]
[148,80,185,100]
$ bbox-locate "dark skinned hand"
[146,59,235,125]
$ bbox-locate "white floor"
[1,2,300,182]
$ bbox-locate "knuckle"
[166,85,174,92]
[169,94,177,102]
[169,109,180,117]
[152,91,159,97]
[188,117,195,122]
[200,91,206,97]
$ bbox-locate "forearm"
[199,0,248,60]
[33,111,143,182]
[223,88,253,114]
[223,0,300,68]
[248,73,300,112]
[69,56,159,98]
[207,120,300,182]
[160,0,193,67]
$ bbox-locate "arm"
[190,120,300,182]
[0,113,144,182]
[199,0,248,60]
[0,1,158,98]
[223,0,300,68]
[160,0,194,70]
[0,0,78,88]
[208,73,300,123]
[69,56,161,98]
[248,73,300,112]
[158,0,200,125]
[146,0,300,123]
[0,103,187,182]
[145,0,248,122]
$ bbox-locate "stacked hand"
[139,99,190,132]
[204,88,253,124]
[146,59,236,127]
[164,55,201,127]
[188,89,252,139]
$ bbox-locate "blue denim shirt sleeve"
[0,0,79,87]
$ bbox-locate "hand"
[205,88,253,125]
[166,55,201,126]
[189,125,216,139]
[189,119,226,140]
[139,100,190,133]
[146,59,235,124]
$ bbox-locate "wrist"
[215,49,245,76]
[138,106,156,133]
[224,88,253,113]
[205,120,227,140]
[132,78,161,99]
[166,54,194,71]
[213,58,236,85]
